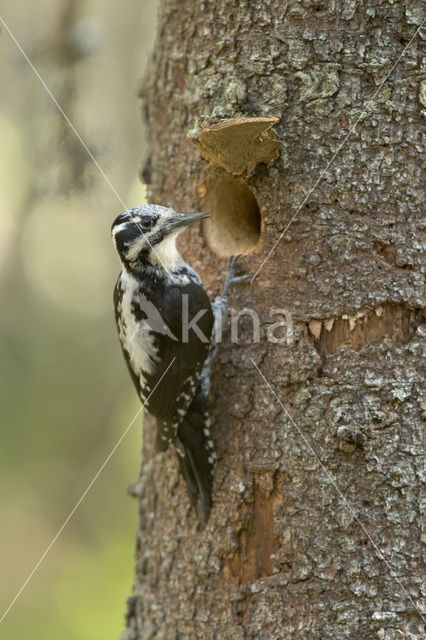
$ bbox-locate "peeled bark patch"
[189,117,280,175]
[224,472,286,585]
[308,304,419,361]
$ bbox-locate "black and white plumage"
[112,204,215,519]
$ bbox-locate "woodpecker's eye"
[139,215,154,230]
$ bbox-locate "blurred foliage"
[0,0,156,637]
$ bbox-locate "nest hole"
[201,176,262,258]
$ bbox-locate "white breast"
[117,271,159,391]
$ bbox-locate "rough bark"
[122,1,425,638]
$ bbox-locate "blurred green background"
[0,1,156,637]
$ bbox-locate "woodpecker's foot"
[230,273,253,285]
[226,254,239,280]
[222,255,238,297]
[223,255,253,292]
[201,256,251,398]
[213,256,250,329]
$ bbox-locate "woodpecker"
[112,205,216,519]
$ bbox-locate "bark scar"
[224,471,290,585]
[307,304,422,361]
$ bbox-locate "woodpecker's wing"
[143,282,214,422]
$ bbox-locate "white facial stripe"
[126,237,148,260]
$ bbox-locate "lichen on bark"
[122,1,425,638]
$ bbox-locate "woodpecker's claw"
[230,273,253,285]
[222,254,252,296]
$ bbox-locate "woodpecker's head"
[111,205,208,271]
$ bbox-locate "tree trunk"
[122,1,425,638]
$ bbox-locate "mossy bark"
[122,1,425,638]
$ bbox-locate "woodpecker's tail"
[176,391,216,521]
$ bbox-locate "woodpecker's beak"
[166,212,209,233]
